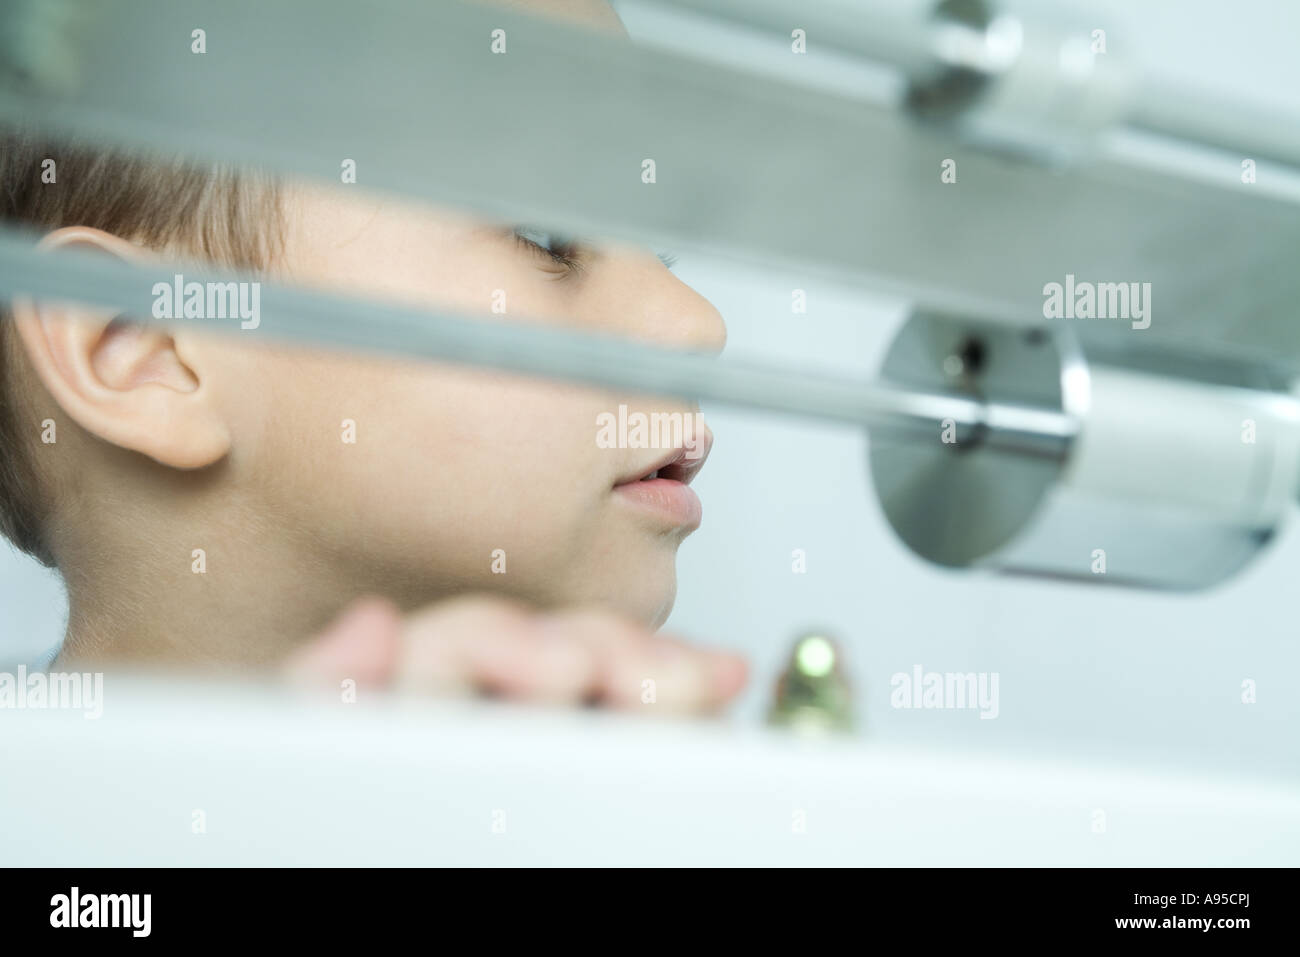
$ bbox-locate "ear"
[9,227,231,469]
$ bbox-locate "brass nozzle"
[767,633,854,733]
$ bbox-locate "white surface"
[1,676,1296,866]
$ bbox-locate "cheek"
[326,363,612,541]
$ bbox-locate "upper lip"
[615,428,714,487]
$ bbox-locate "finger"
[653,633,749,703]
[396,595,601,705]
[541,609,748,713]
[283,595,404,688]
[602,638,746,714]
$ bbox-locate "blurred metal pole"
[0,230,1076,458]
[657,0,1300,167]
[2,0,1299,354]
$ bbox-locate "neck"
[54,520,345,670]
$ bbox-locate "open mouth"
[615,435,712,489]
[612,435,712,529]
[630,458,691,485]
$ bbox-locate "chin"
[624,574,678,630]
[557,538,683,627]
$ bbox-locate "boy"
[0,0,748,711]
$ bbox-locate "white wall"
[0,543,64,669]
[612,0,1300,780]
[664,254,1300,782]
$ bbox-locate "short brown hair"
[0,130,283,567]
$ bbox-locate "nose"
[676,283,727,356]
[597,250,728,355]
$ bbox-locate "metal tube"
[650,0,977,87]
[657,0,1300,168]
[0,231,1076,458]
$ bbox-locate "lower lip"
[613,478,702,528]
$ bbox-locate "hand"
[284,594,748,713]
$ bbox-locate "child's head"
[0,2,726,662]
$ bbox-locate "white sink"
[2,675,1296,866]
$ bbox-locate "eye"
[512,226,584,273]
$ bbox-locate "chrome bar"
[0,230,1076,458]
[657,0,1300,167]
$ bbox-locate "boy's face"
[197,186,726,627]
[213,0,722,631]
[14,0,726,635]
